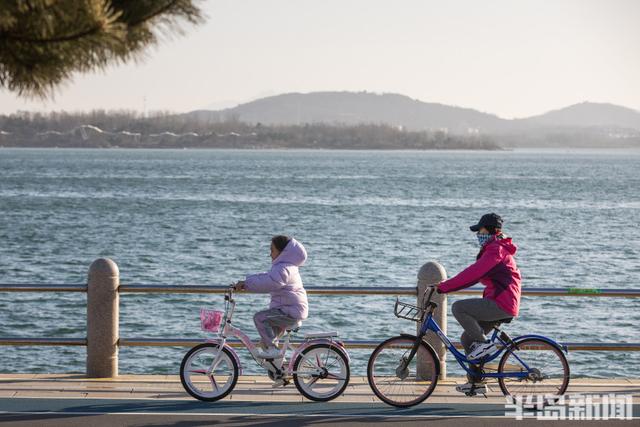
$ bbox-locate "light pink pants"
[253,308,300,347]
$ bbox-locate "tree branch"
[0,25,104,44]
[0,0,186,44]
[128,0,183,27]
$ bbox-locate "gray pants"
[451,298,512,354]
[253,308,299,348]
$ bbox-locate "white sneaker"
[257,347,281,359]
[456,382,488,395]
[467,341,499,360]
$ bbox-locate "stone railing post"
[87,258,119,377]
[417,261,447,380]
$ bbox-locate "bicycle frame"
[420,311,531,379]
[206,287,349,378]
[219,290,274,360]
[413,286,555,380]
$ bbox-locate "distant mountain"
[4,93,639,148]
[185,93,640,138]
[187,91,506,133]
[514,102,640,130]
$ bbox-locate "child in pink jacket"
[234,235,308,359]
[437,213,521,393]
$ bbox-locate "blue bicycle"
[367,286,570,407]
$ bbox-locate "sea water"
[0,148,638,377]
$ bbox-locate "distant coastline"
[2,96,640,149]
[0,116,500,150]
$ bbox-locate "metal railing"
[2,257,640,380]
[2,336,638,353]
[3,283,640,297]
[1,283,639,352]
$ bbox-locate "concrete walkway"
[0,374,638,404]
[0,375,638,426]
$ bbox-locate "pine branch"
[0,0,197,44]
[0,0,204,98]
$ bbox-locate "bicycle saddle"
[286,320,303,332]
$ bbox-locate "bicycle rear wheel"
[367,336,439,407]
[293,343,350,401]
[498,338,570,404]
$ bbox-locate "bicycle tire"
[293,343,350,402]
[180,342,239,402]
[367,335,439,407]
[498,337,570,404]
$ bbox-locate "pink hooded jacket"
[244,238,309,320]
[438,235,522,316]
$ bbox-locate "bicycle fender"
[205,338,243,374]
[512,334,568,354]
[287,338,350,372]
[399,333,442,378]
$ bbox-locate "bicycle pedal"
[465,389,488,397]
[271,378,289,388]
[460,384,488,397]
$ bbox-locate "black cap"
[470,213,503,232]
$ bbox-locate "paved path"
[0,374,637,425]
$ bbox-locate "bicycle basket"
[200,308,224,333]
[394,298,426,322]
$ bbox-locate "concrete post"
[87,258,119,377]
[417,261,447,380]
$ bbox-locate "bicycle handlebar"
[225,283,236,301]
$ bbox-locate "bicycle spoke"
[294,345,349,401]
[181,345,237,400]
[306,376,320,387]
[325,372,346,380]
[499,338,569,401]
[209,375,219,391]
[368,337,438,407]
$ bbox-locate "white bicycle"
[180,285,351,402]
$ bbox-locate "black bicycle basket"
[393,298,426,322]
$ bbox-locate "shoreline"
[1,146,639,153]
[0,145,503,151]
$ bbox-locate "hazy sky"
[1,0,638,118]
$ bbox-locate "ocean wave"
[1,190,638,210]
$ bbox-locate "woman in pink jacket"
[234,235,308,359]
[436,213,521,393]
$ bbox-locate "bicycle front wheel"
[293,343,350,402]
[498,338,570,402]
[180,343,238,402]
[367,336,439,407]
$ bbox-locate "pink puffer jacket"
[438,235,522,316]
[244,238,309,320]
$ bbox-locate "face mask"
[477,233,492,247]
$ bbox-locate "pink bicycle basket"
[200,308,224,333]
